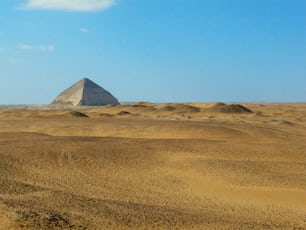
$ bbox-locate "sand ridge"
[0,102,305,229]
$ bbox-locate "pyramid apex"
[80,77,91,82]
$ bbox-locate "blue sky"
[0,0,305,104]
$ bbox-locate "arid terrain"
[0,102,305,229]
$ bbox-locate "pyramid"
[51,78,120,106]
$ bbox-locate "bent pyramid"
[51,78,120,106]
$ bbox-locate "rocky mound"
[117,111,131,116]
[69,111,89,117]
[208,104,253,114]
[157,104,201,113]
[209,102,226,107]
[130,103,157,112]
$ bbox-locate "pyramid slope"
[51,78,119,106]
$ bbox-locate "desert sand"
[0,102,305,229]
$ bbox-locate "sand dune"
[0,103,305,229]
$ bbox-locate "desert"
[2,0,305,229]
[0,102,305,229]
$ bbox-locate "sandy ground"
[0,102,305,229]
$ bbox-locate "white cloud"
[39,45,46,51]
[48,45,55,52]
[80,28,88,33]
[39,44,55,52]
[21,0,116,12]
[19,44,54,52]
[19,44,33,50]
[8,58,22,64]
